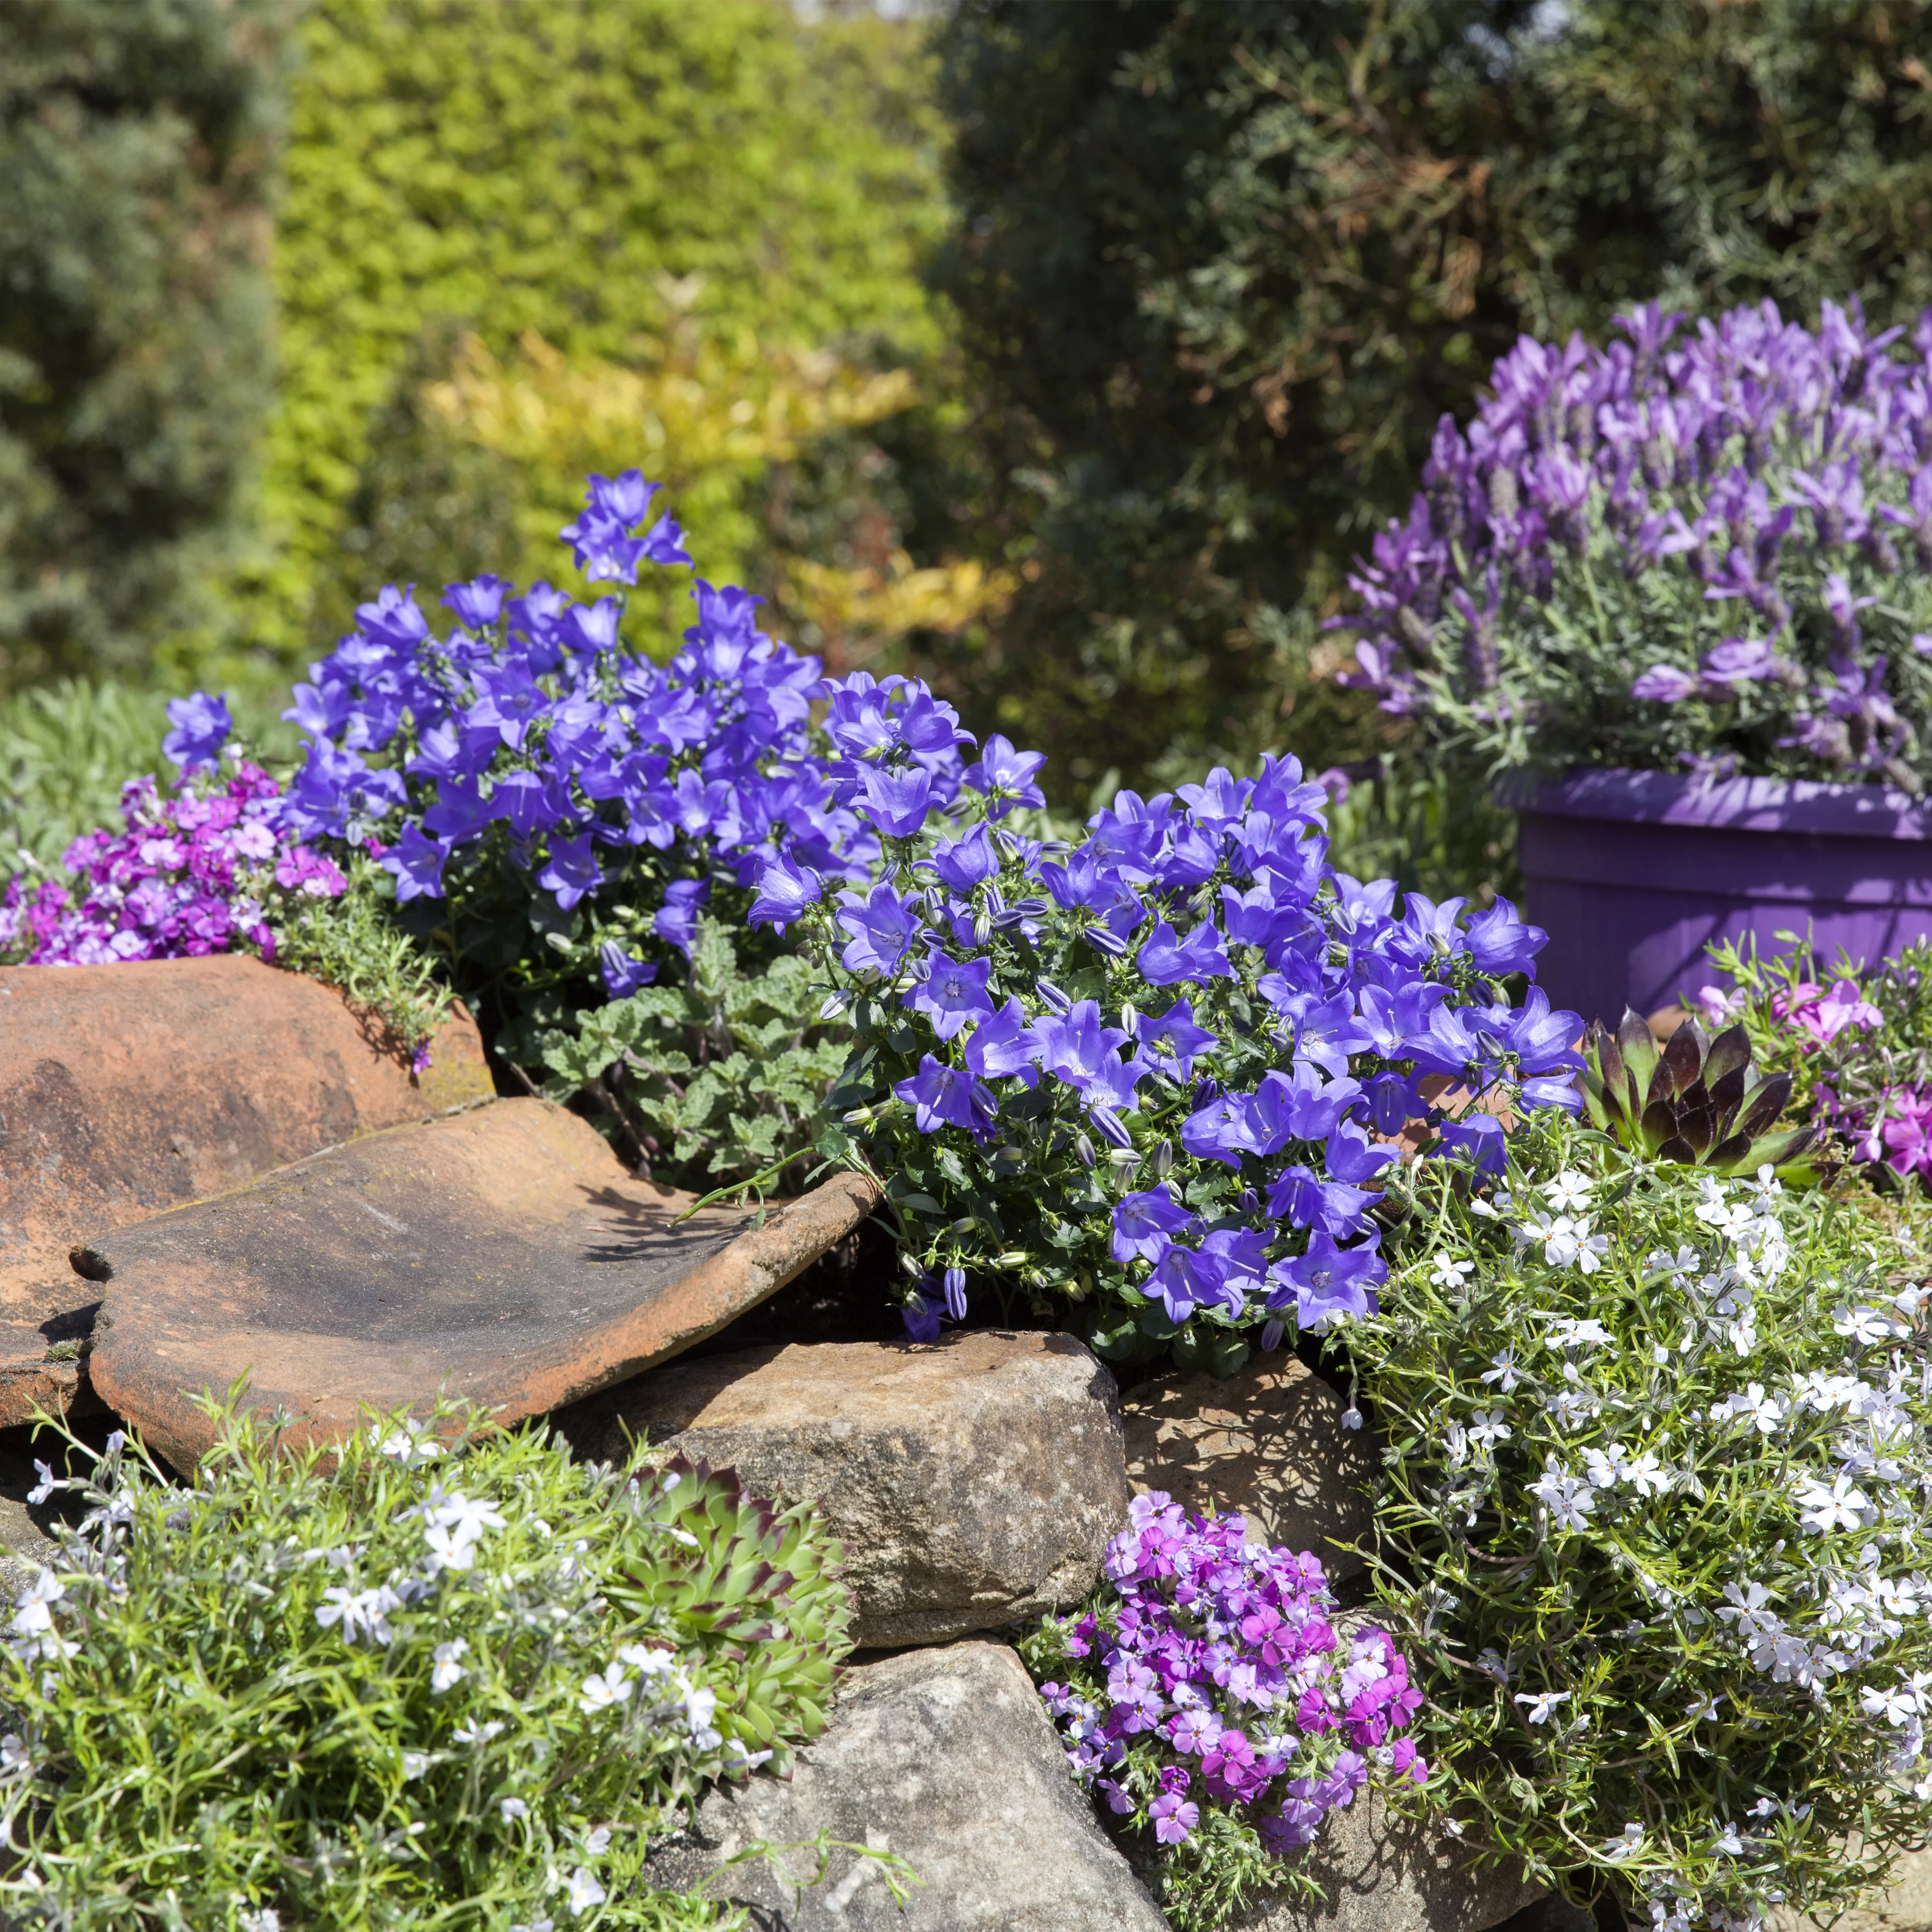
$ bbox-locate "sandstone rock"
[1773,1846,1932,1932]
[0,954,491,1424]
[1121,1354,1378,1579]
[1239,1787,1544,1932]
[556,1330,1130,1647]
[84,1098,878,1468]
[646,1639,1168,1932]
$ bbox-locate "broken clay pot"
[82,1096,879,1468]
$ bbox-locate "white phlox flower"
[1602,1821,1646,1860]
[452,1717,505,1747]
[1481,1348,1523,1392]
[1513,1688,1571,1724]
[1685,1692,1723,1722]
[431,1639,469,1693]
[563,1869,607,1915]
[1861,1675,1930,1728]
[237,1911,281,1932]
[579,1662,632,1714]
[1523,1210,1610,1273]
[425,1524,480,1572]
[370,1419,441,1464]
[0,1733,32,1777]
[26,1461,57,1506]
[1794,1473,1876,1535]
[425,1489,509,1543]
[617,1642,678,1678]
[1543,1169,1595,1213]
[1430,1253,1477,1289]
[1711,1383,1785,1434]
[1645,1245,1700,1281]
[315,1583,403,1646]
[501,1797,530,1823]
[401,1751,430,1781]
[11,1570,62,1639]
[1530,1457,1597,1531]
[1622,1448,1672,1497]
[1835,1304,1908,1347]
[1542,1316,1614,1351]
[1467,1407,1512,1450]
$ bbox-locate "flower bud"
[818,992,849,1021]
[1035,977,1073,1014]
[1237,1187,1259,1216]
[994,1250,1030,1269]
[899,1252,925,1280]
[1153,1139,1174,1178]
[1074,1133,1096,1170]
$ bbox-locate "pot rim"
[1497,766,1932,841]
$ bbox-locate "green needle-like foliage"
[1581,1009,1821,1179]
[0,1398,852,1930]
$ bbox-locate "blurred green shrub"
[201,0,952,685]
[0,0,289,690]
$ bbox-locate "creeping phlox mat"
[82,1097,877,1466]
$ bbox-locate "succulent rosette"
[758,671,1585,1371]
[1340,299,1932,789]
[1022,1495,1428,1929]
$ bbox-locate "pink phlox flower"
[1149,1792,1198,1845]
[1810,978,1882,1041]
[1880,1091,1932,1179]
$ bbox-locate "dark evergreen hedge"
[924,0,1932,797]
[0,0,289,688]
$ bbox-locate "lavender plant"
[1022,1497,1428,1932]
[1363,1113,1932,1930]
[0,1399,856,1929]
[1340,300,1932,789]
[753,673,1584,1370]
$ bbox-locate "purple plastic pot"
[1512,767,1932,1026]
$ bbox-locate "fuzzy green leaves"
[537,915,849,1186]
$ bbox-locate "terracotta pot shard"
[83,1096,880,1468]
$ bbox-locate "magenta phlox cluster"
[753,670,1582,1348]
[1341,298,1932,785]
[271,471,888,985]
[1035,1493,1425,1861]
[1769,978,1883,1045]
[0,750,340,969]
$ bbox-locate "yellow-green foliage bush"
[213,0,947,681]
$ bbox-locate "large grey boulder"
[646,1639,1168,1932]
[1121,1354,1377,1580]
[555,1330,1131,1646]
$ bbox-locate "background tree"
[0,0,289,691]
[923,0,1932,806]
